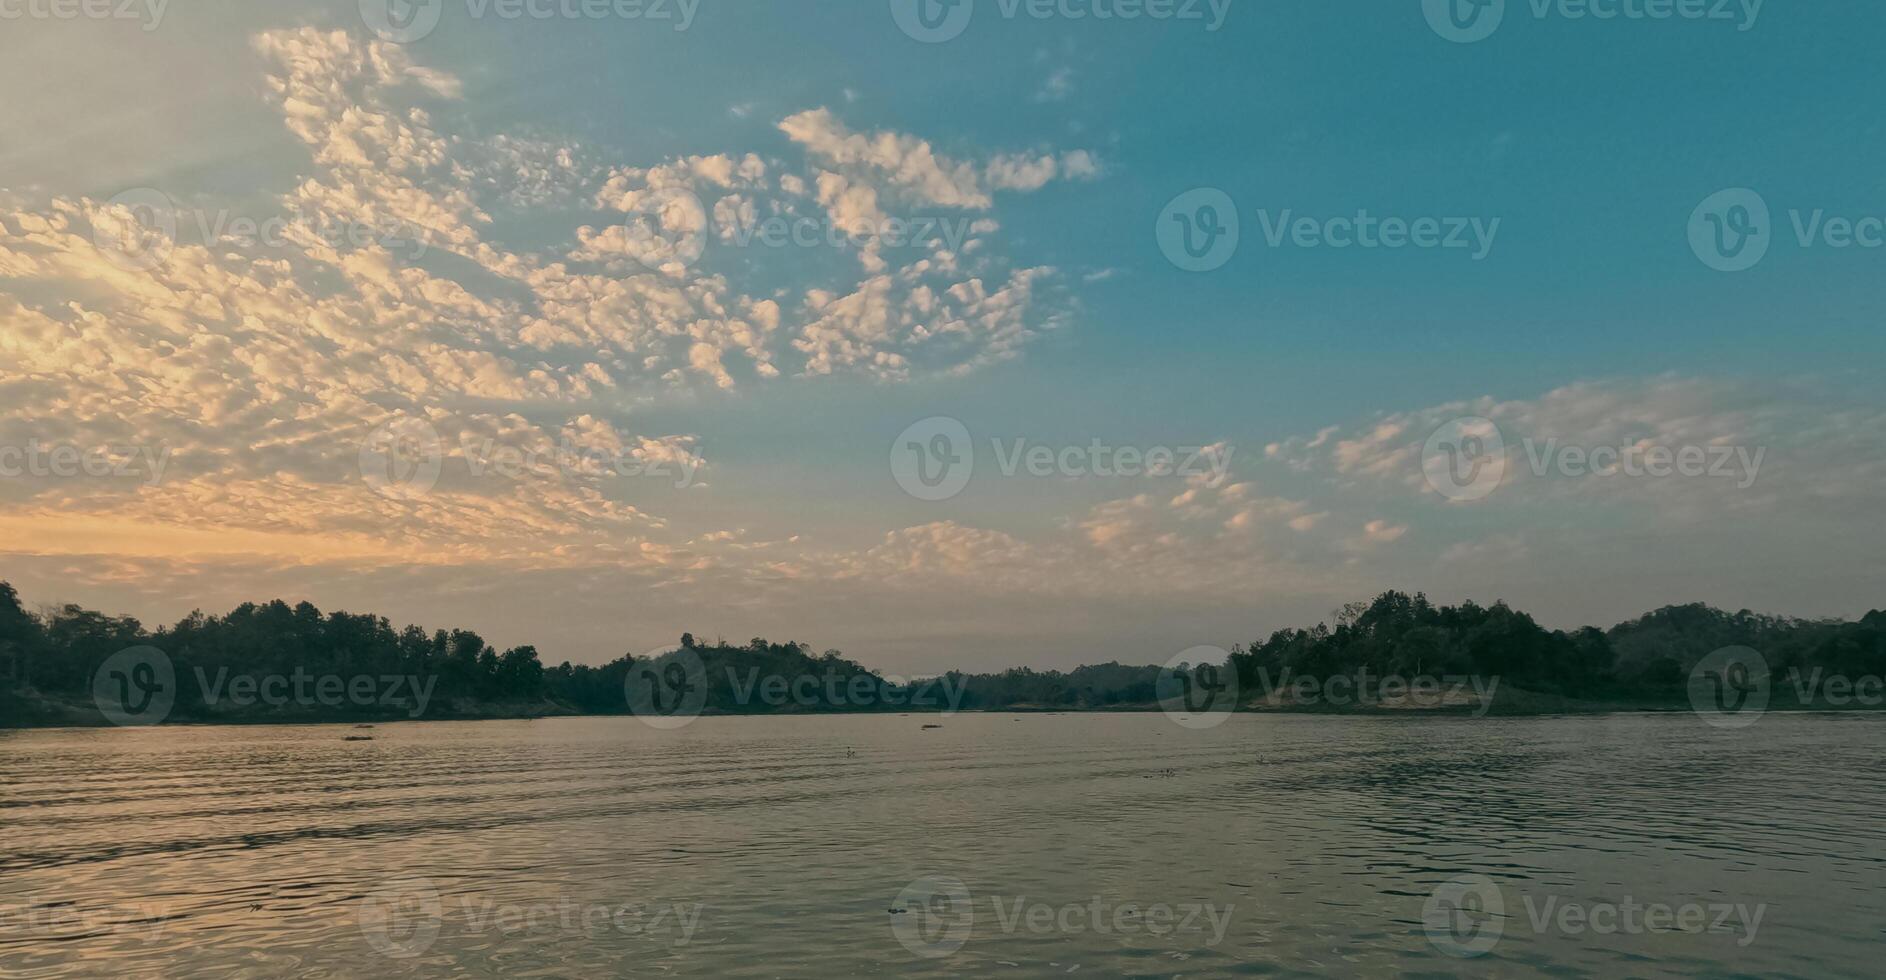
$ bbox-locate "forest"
[2,580,1881,725]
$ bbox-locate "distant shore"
[7,686,1879,730]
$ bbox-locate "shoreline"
[6,694,1882,731]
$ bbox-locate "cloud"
[0,27,1095,583]
[778,108,1099,208]
[1265,375,1886,522]
[1033,67,1075,103]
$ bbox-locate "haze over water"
[3,712,1880,977]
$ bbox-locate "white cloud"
[1033,67,1075,103]
[0,28,1094,582]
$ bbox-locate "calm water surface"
[2,713,1882,977]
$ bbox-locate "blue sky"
[0,1,1881,671]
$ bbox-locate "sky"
[0,0,1881,672]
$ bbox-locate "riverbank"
[7,683,1882,729]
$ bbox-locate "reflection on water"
[2,713,1882,977]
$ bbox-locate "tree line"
[2,580,1881,723]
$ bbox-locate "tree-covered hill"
[2,580,1881,725]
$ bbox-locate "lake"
[2,712,1881,977]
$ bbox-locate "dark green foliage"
[2,579,1882,722]
[939,662,1163,710]
[1607,603,1810,678]
[0,588,548,721]
[541,637,902,715]
[1231,591,1612,696]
